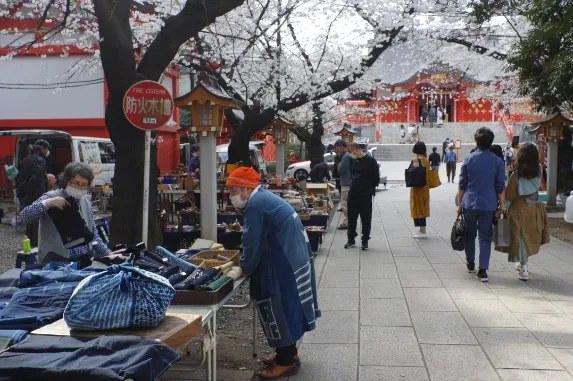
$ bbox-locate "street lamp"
[174,72,242,241]
[270,116,294,176]
[529,109,573,206]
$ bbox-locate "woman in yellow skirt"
[410,142,431,238]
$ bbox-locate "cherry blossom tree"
[0,0,246,246]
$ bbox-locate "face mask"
[66,185,88,199]
[349,153,356,159]
[192,153,198,157]
[230,194,247,209]
[45,150,50,158]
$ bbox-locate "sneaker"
[337,225,348,230]
[412,232,427,239]
[344,241,356,249]
[466,262,475,273]
[515,262,522,273]
[477,269,489,282]
[360,242,368,250]
[518,265,529,281]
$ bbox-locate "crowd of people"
[406,127,549,283]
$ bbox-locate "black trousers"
[347,195,373,243]
[414,218,427,227]
[275,343,298,366]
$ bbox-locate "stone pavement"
[290,176,573,381]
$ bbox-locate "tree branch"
[136,0,246,81]
[437,36,508,60]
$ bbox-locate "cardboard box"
[183,178,197,191]
[306,183,329,197]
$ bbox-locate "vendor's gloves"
[42,196,70,210]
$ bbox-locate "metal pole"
[276,142,285,177]
[142,130,151,247]
[200,132,217,241]
[547,141,558,206]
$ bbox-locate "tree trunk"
[226,106,275,164]
[104,94,162,248]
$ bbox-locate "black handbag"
[451,213,466,251]
[405,159,427,188]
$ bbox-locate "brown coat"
[410,156,431,219]
[497,173,550,256]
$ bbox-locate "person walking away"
[421,107,429,127]
[442,138,450,162]
[500,143,549,280]
[504,143,515,178]
[445,145,458,183]
[410,142,431,238]
[225,167,320,379]
[429,106,437,128]
[491,145,504,161]
[309,161,330,183]
[288,150,298,165]
[16,139,51,247]
[17,163,113,266]
[337,142,352,230]
[407,124,415,143]
[458,127,506,282]
[332,141,346,210]
[344,142,379,250]
[400,125,406,144]
[437,107,444,127]
[188,144,200,178]
[429,147,441,171]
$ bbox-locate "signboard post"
[123,80,173,247]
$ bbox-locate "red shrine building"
[337,63,537,130]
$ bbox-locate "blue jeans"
[463,210,495,270]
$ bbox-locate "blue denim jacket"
[459,149,506,212]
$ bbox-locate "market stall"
[0,241,256,381]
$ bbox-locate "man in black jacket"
[16,139,51,246]
[309,161,330,183]
[344,142,380,251]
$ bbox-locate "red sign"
[123,80,173,130]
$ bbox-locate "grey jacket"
[338,153,353,187]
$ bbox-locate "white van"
[216,142,267,175]
[1,130,115,186]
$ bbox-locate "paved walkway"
[290,180,573,381]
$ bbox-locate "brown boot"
[258,362,300,380]
[261,354,301,366]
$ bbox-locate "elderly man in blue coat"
[226,167,320,379]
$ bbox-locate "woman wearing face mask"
[18,162,112,266]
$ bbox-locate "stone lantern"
[175,72,242,240]
[334,123,358,143]
[270,116,294,176]
[529,109,573,206]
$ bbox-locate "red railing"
[501,114,514,141]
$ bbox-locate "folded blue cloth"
[0,283,78,331]
[19,267,100,288]
[0,329,28,349]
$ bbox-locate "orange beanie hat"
[226,167,260,189]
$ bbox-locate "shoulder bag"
[405,159,427,188]
[451,213,466,251]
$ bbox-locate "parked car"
[1,130,115,186]
[285,152,335,180]
[368,147,387,188]
[215,142,267,176]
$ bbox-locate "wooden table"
[32,312,202,350]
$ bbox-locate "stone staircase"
[372,122,509,161]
